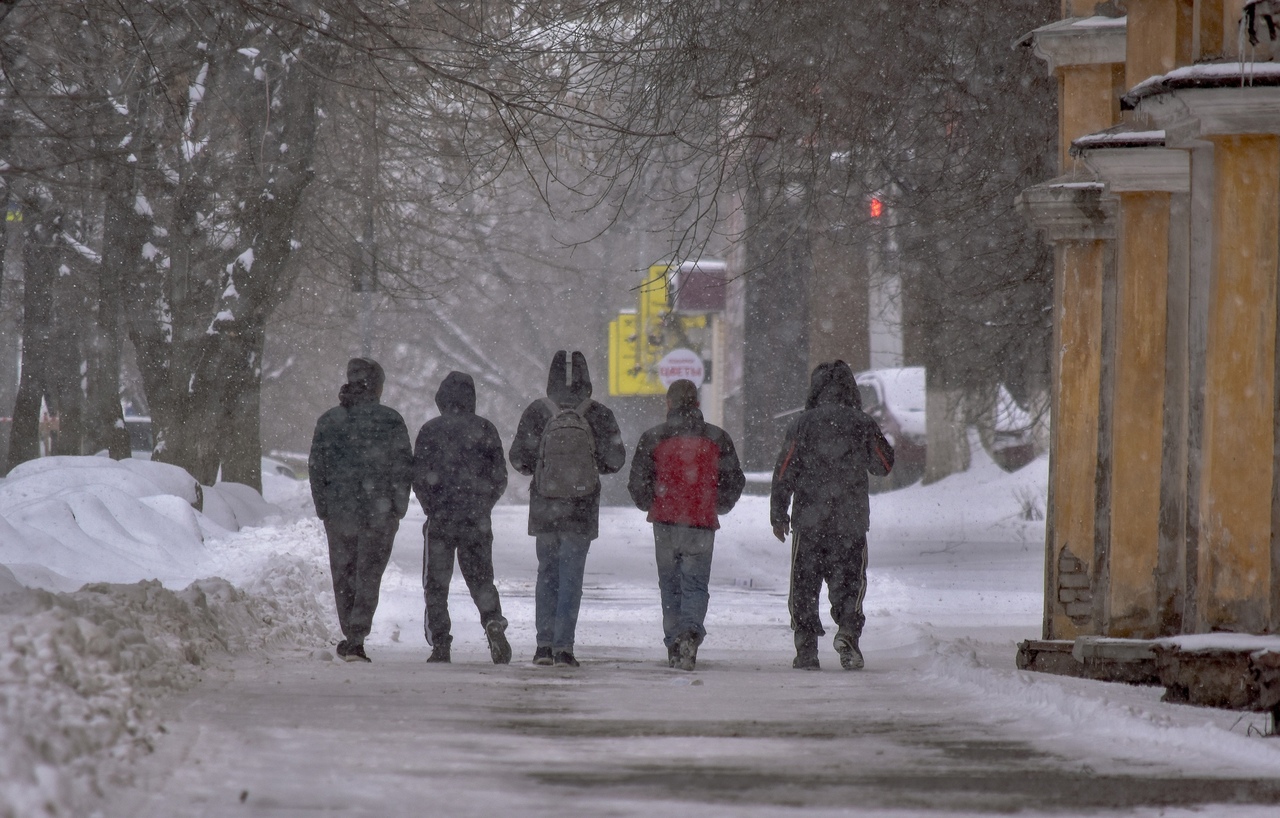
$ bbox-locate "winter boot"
[335,639,350,659]
[485,620,512,665]
[533,646,554,666]
[667,643,679,668]
[344,643,371,663]
[677,633,699,672]
[792,632,820,670]
[427,640,451,663]
[834,628,864,671]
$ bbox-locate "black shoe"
[792,653,820,670]
[793,632,819,670]
[553,651,580,668]
[486,620,512,665]
[533,646,554,666]
[344,644,371,663]
[677,633,699,672]
[335,639,349,659]
[834,631,864,671]
[667,643,678,668]
[426,642,451,663]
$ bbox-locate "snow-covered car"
[855,367,927,489]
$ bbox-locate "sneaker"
[426,642,451,663]
[834,631,864,671]
[677,637,698,672]
[667,643,678,668]
[533,646,554,666]
[485,620,512,665]
[793,632,819,670]
[553,651,580,668]
[344,644,371,663]
[335,639,349,659]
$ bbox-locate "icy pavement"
[6,452,1280,816]
[103,494,1280,817]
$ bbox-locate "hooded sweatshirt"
[509,351,626,539]
[309,358,414,525]
[412,371,508,531]
[770,361,894,535]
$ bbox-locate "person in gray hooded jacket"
[509,351,625,668]
[309,358,414,663]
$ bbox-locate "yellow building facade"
[1021,0,1280,640]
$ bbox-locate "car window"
[858,384,880,410]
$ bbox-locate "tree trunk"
[8,208,58,469]
[923,383,969,485]
[86,154,146,458]
[216,329,264,489]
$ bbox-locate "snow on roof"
[1072,129,1167,151]
[1126,61,1280,107]
[1071,15,1127,29]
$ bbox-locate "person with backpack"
[770,360,894,671]
[309,358,414,663]
[509,350,626,668]
[628,379,745,671]
[412,371,511,665]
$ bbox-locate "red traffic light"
[869,197,884,219]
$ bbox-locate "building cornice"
[1017,179,1118,242]
[1022,16,1127,76]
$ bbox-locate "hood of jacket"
[804,360,861,410]
[340,357,385,409]
[435,371,476,415]
[546,350,592,407]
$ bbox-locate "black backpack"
[534,398,599,498]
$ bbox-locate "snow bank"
[0,457,284,590]
[0,457,330,817]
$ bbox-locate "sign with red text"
[657,348,706,388]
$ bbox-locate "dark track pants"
[325,518,399,646]
[788,530,868,639]
[423,523,505,646]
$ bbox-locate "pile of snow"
[0,456,333,817]
[0,457,282,590]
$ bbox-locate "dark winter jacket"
[509,351,626,539]
[412,371,508,533]
[770,361,894,536]
[628,405,745,530]
[309,359,414,526]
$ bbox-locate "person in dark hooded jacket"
[770,360,894,671]
[629,379,745,671]
[509,351,626,667]
[309,358,414,663]
[413,371,510,664]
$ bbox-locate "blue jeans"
[653,523,715,648]
[535,533,591,652]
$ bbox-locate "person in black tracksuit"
[509,351,626,668]
[413,371,511,665]
[309,358,414,663]
[770,360,894,671]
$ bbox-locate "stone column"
[1198,134,1280,633]
[1074,139,1191,636]
[1019,184,1117,640]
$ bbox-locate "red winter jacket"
[628,406,745,530]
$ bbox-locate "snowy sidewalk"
[99,493,1280,817]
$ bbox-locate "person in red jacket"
[628,379,745,670]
